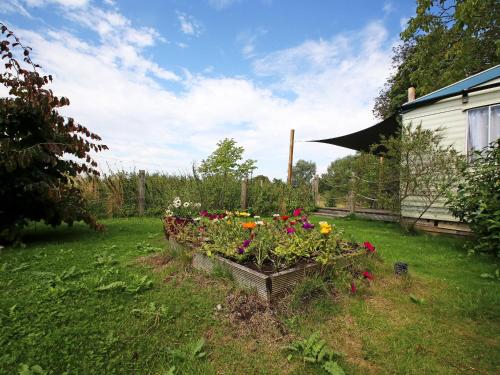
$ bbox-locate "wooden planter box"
[186,242,365,303]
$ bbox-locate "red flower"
[350,282,357,294]
[293,208,302,217]
[289,221,296,226]
[363,241,376,253]
[281,215,290,221]
[363,271,374,281]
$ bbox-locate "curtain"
[468,107,489,152]
[490,105,500,143]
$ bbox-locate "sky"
[0,0,416,178]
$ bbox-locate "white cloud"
[208,0,241,11]
[237,27,267,58]
[383,1,395,15]
[0,0,32,17]
[3,2,393,178]
[177,12,202,36]
[399,16,410,30]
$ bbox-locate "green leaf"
[410,294,425,304]
[323,361,345,375]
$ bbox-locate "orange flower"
[242,222,257,230]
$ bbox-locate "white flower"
[194,217,201,221]
[194,202,201,208]
[256,221,264,225]
[272,213,280,217]
[164,210,173,217]
[183,201,190,207]
[254,215,261,219]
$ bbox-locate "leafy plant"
[286,332,344,374]
[0,24,107,244]
[446,141,500,255]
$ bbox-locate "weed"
[291,274,328,308]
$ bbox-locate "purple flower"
[302,222,314,230]
[237,247,244,254]
[286,227,296,234]
[242,239,251,248]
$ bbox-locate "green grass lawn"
[1,216,499,374]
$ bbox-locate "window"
[468,104,500,154]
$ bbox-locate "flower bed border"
[169,238,366,303]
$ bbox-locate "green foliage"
[376,123,464,229]
[79,170,315,218]
[0,24,107,243]
[446,141,500,255]
[286,332,344,374]
[198,138,256,179]
[200,213,365,271]
[292,159,317,186]
[320,153,398,210]
[374,0,499,119]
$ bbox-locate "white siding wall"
[401,83,500,221]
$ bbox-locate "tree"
[374,0,500,119]
[320,154,398,210]
[446,140,500,255]
[0,24,107,243]
[292,159,316,186]
[376,123,464,230]
[198,138,256,179]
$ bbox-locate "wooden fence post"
[138,170,145,216]
[348,171,355,213]
[240,178,248,210]
[312,175,320,207]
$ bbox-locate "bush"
[446,141,500,256]
[78,171,315,219]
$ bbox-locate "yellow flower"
[227,220,232,225]
[319,222,332,234]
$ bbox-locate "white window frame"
[466,103,500,155]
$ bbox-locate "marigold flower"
[320,226,331,234]
[242,222,257,230]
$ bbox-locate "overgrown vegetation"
[0,24,107,243]
[446,140,500,255]
[374,0,499,119]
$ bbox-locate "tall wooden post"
[347,171,355,213]
[138,170,145,216]
[287,129,295,185]
[312,175,320,207]
[408,86,416,102]
[377,156,384,209]
[240,178,248,210]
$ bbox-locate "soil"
[136,252,172,272]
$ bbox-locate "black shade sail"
[308,114,399,155]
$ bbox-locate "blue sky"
[0,0,416,178]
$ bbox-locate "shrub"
[0,24,106,243]
[446,141,500,256]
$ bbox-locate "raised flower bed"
[164,205,376,303]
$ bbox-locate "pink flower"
[363,241,376,253]
[293,208,302,217]
[363,271,374,281]
[350,282,356,294]
[200,210,209,217]
[286,227,296,234]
